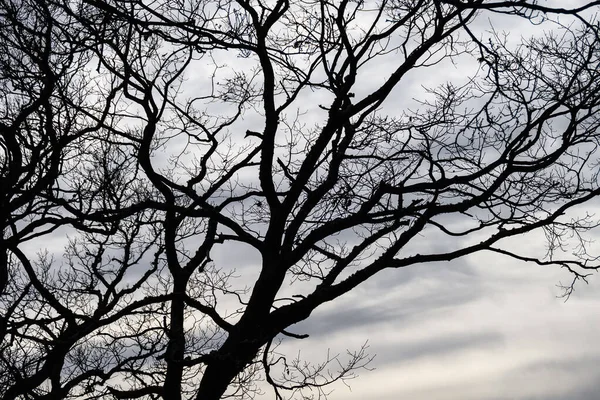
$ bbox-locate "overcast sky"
[285,233,600,400]
[15,1,600,399]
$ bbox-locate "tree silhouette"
[1,0,600,399]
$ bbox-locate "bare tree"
[1,0,600,399]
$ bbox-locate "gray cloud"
[499,356,600,400]
[290,260,484,340]
[375,331,505,367]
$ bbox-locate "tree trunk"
[194,357,242,400]
[194,326,263,400]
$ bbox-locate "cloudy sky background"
[289,227,600,400]
[206,4,600,399]
[16,1,600,399]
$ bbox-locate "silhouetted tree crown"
[1,0,600,399]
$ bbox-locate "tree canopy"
[1,0,600,399]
